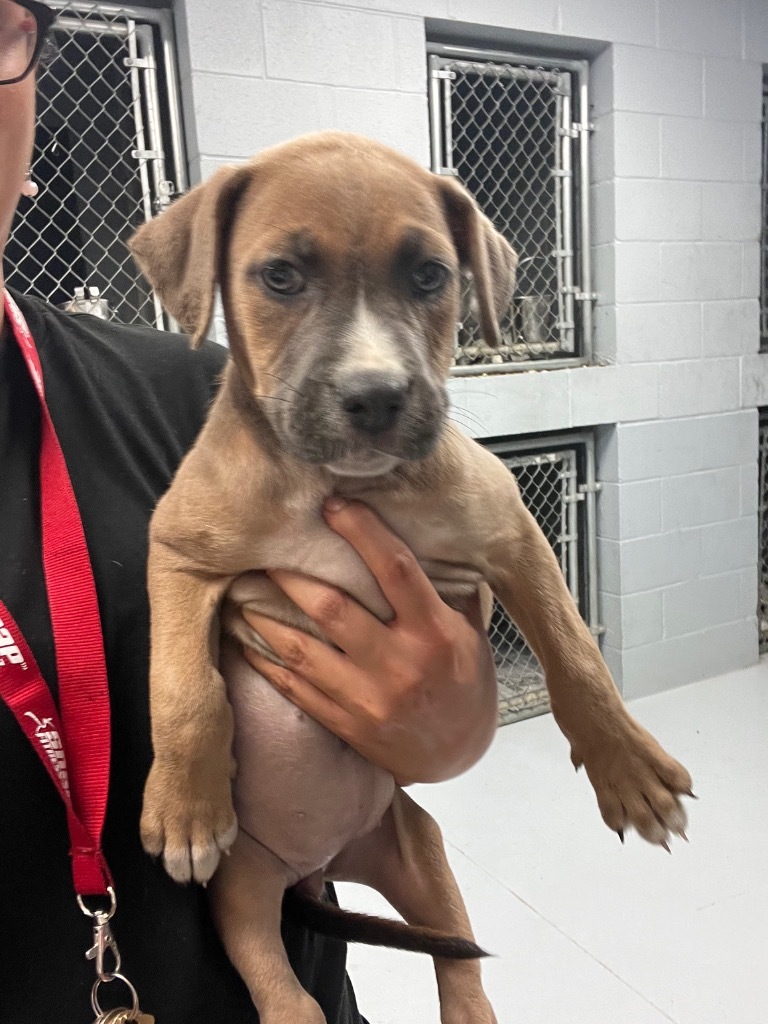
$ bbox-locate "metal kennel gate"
[486,433,601,725]
[761,70,768,351]
[6,1,186,329]
[429,44,594,373]
[759,412,768,653]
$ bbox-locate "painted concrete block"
[331,89,430,166]
[263,0,425,93]
[613,45,703,117]
[661,467,741,530]
[701,184,762,243]
[615,180,701,242]
[663,572,742,637]
[743,124,763,184]
[560,0,656,46]
[445,0,559,33]
[569,364,660,425]
[698,516,759,575]
[614,242,662,303]
[182,0,265,77]
[701,299,760,357]
[621,617,757,700]
[703,58,764,123]
[657,0,742,58]
[741,242,761,299]
[740,463,760,518]
[597,479,662,541]
[613,417,703,481]
[744,0,768,62]
[615,302,701,363]
[191,74,335,156]
[697,410,758,471]
[661,118,744,182]
[591,180,615,246]
[619,529,701,592]
[602,590,664,648]
[741,354,768,407]
[612,112,662,178]
[658,243,744,303]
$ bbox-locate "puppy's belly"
[220,639,395,881]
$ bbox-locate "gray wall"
[174,0,768,699]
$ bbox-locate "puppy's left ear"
[437,175,518,347]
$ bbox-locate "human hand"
[240,498,498,785]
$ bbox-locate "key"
[112,1011,155,1024]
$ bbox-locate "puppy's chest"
[224,498,485,639]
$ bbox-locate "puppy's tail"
[282,887,488,959]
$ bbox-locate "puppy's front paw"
[572,715,693,849]
[141,755,238,884]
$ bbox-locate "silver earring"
[21,166,39,198]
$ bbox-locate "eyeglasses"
[0,0,56,86]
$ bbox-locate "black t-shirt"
[0,292,363,1024]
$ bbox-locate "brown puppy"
[130,132,692,1024]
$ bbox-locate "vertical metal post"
[158,9,188,194]
[577,63,594,363]
[127,21,164,328]
[559,75,576,355]
[566,452,581,605]
[136,26,167,207]
[584,435,601,639]
[442,70,455,176]
[428,56,443,173]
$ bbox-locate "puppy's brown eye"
[261,261,305,295]
[412,261,448,296]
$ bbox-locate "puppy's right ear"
[129,164,252,348]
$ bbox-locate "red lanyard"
[0,290,112,897]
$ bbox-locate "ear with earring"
[21,165,39,199]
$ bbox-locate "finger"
[241,610,370,709]
[323,498,445,623]
[242,646,358,740]
[264,570,388,666]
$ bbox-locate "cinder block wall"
[174,0,768,698]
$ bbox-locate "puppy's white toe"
[164,846,193,885]
[191,841,222,884]
[216,820,239,853]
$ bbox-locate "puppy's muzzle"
[337,370,412,436]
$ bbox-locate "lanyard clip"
[86,910,122,981]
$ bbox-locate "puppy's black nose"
[339,373,410,435]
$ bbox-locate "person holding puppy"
[0,3,499,1021]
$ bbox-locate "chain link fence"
[5,1,184,328]
[761,70,768,351]
[486,434,601,725]
[429,45,593,373]
[759,412,768,653]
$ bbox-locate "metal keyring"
[91,973,140,1018]
[78,885,117,921]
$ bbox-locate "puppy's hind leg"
[328,790,497,1024]
[210,831,325,1024]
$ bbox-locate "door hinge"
[578,481,603,495]
[431,68,456,81]
[124,56,156,71]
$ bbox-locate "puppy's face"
[130,133,517,478]
[225,153,460,476]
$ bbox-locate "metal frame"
[759,410,768,654]
[761,70,768,351]
[8,1,186,328]
[428,42,594,376]
[484,431,601,725]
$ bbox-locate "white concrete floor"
[338,660,768,1024]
